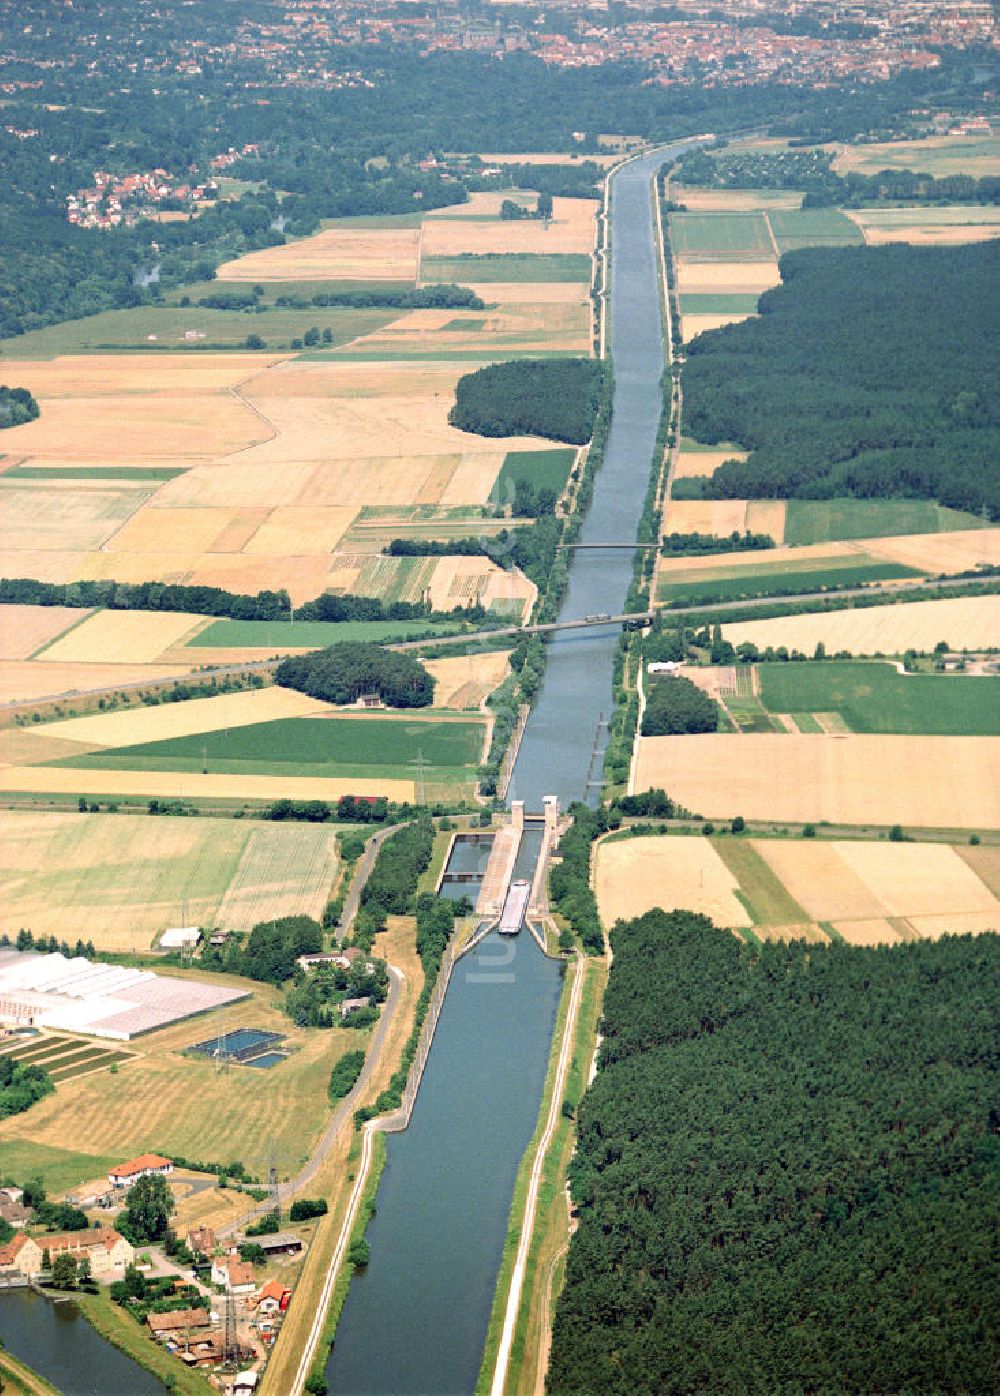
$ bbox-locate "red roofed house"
[108,1153,173,1188]
[211,1255,256,1293]
[0,1227,134,1278]
[255,1279,291,1315]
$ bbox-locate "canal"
[0,1288,164,1395]
[327,142,692,1394]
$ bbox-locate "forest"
[683,242,1000,518]
[450,360,605,445]
[356,816,436,941]
[548,909,999,1395]
[200,914,322,984]
[274,642,434,709]
[0,386,40,430]
[640,675,719,735]
[0,1054,55,1120]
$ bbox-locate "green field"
[491,447,576,504]
[54,715,484,781]
[783,499,985,545]
[0,304,397,358]
[679,293,762,313]
[669,212,773,255]
[854,206,1000,229]
[833,134,1000,179]
[420,253,592,283]
[679,436,744,453]
[658,560,922,606]
[767,208,863,253]
[0,1138,120,1195]
[759,661,1000,735]
[189,617,463,649]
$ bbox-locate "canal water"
[509,142,696,810]
[0,1288,164,1395]
[327,144,693,1394]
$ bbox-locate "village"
[0,1150,310,1390]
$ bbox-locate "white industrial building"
[0,950,249,1040]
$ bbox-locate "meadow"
[51,714,484,784]
[668,212,773,256]
[0,305,395,359]
[757,661,1000,735]
[831,132,1000,179]
[765,208,863,252]
[782,498,983,545]
[188,617,463,650]
[490,447,577,503]
[678,293,761,314]
[420,254,591,283]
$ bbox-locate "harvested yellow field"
[833,840,998,919]
[0,661,194,706]
[958,844,1000,897]
[463,281,591,305]
[633,734,1000,830]
[862,528,1000,574]
[675,260,780,292]
[722,594,1000,656]
[0,606,86,660]
[0,354,277,397]
[910,910,1000,938]
[0,811,337,947]
[427,555,494,611]
[216,226,421,281]
[34,685,334,748]
[744,500,787,540]
[0,766,415,803]
[832,919,900,947]
[424,650,510,710]
[42,609,204,664]
[0,485,150,553]
[672,187,802,211]
[594,835,752,928]
[848,207,1000,246]
[240,504,356,555]
[671,447,748,480]
[683,311,754,340]
[661,499,749,536]
[438,454,508,507]
[422,197,596,256]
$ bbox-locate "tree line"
[548,909,999,1395]
[683,242,1000,519]
[0,386,40,429]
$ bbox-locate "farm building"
[147,1308,212,1341]
[0,950,249,1039]
[239,1231,303,1259]
[108,1153,173,1188]
[159,927,201,951]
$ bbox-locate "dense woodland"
[0,1054,54,1120]
[274,642,434,709]
[549,910,999,1395]
[684,242,1000,518]
[451,360,605,445]
[641,674,719,735]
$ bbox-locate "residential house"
[340,996,372,1021]
[254,1279,291,1316]
[211,1255,257,1293]
[0,1200,33,1229]
[186,1226,217,1256]
[0,1227,133,1278]
[108,1153,173,1188]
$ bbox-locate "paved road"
[336,822,408,943]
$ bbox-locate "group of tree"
[284,955,389,1029]
[117,1173,175,1246]
[355,816,435,941]
[500,192,553,220]
[266,794,393,824]
[450,360,605,446]
[2,928,97,959]
[0,575,293,621]
[275,642,434,708]
[641,674,720,736]
[201,914,323,984]
[0,1054,54,1120]
[548,803,619,955]
[279,284,483,311]
[660,529,774,555]
[0,386,40,429]
[549,908,999,1394]
[683,242,1000,519]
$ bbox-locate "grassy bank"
[0,1348,61,1396]
[75,1290,213,1395]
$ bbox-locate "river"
[327,142,692,1394]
